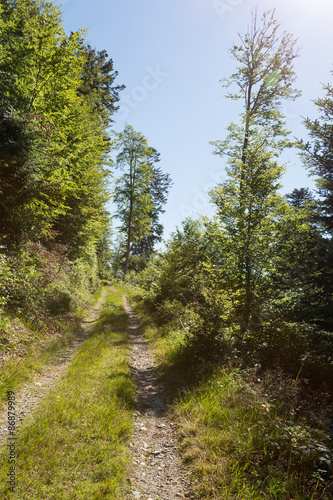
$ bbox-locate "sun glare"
[289,0,333,13]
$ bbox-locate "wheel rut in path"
[123,296,194,500]
[0,290,106,445]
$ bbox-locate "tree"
[210,8,300,336]
[137,218,211,307]
[0,0,84,116]
[300,73,333,232]
[0,0,85,242]
[286,187,315,209]
[113,124,157,276]
[297,81,333,327]
[0,0,125,288]
[131,165,172,258]
[110,233,127,279]
[78,44,125,126]
[0,0,124,266]
[50,94,113,257]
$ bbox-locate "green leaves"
[113,124,169,275]
[0,0,124,286]
[300,75,333,233]
[0,0,84,115]
[210,9,301,336]
[222,8,300,143]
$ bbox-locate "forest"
[0,1,332,499]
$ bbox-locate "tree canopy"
[210,8,301,335]
[113,124,171,276]
[0,0,124,275]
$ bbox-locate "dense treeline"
[0,0,120,322]
[0,0,171,318]
[136,9,333,359]
[0,0,119,254]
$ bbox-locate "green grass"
[0,286,134,499]
[0,316,81,406]
[175,370,332,499]
[0,281,104,405]
[131,296,333,500]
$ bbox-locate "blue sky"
[54,0,333,242]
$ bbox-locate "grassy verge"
[0,317,79,404]
[0,286,134,499]
[131,294,333,500]
[0,284,104,404]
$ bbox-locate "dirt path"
[0,290,106,445]
[123,296,194,500]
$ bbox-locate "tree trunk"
[124,215,132,276]
[124,155,135,276]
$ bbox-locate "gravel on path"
[123,296,195,500]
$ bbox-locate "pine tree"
[113,125,157,276]
[285,188,315,209]
[78,44,125,126]
[300,73,333,232]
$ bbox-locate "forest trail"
[123,296,194,500]
[0,290,194,499]
[0,290,106,446]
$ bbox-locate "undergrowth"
[129,286,333,500]
[0,241,101,401]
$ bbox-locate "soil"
[123,296,195,500]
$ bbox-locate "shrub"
[44,283,72,315]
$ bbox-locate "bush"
[44,284,72,315]
[0,250,12,308]
[1,244,45,310]
[0,241,102,318]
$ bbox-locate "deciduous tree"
[131,165,172,258]
[210,8,300,336]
